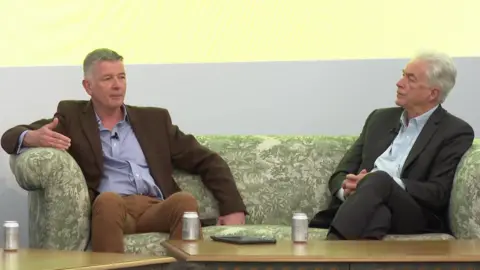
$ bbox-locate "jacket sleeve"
[163,110,247,216]
[328,109,377,196]
[403,123,474,211]
[1,108,68,155]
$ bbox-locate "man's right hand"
[23,118,71,150]
[342,169,368,198]
[343,181,356,198]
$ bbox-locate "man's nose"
[396,77,405,88]
[112,78,121,89]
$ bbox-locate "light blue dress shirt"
[95,109,164,198]
[337,105,438,201]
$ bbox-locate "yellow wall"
[1,0,479,66]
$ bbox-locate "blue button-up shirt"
[371,105,438,188]
[95,107,164,199]
[337,105,438,201]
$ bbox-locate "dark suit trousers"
[330,171,427,239]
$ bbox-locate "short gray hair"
[412,51,457,103]
[83,48,123,77]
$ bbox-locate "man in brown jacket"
[1,48,247,253]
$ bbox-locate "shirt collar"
[400,105,438,129]
[94,104,129,125]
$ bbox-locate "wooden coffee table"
[0,248,175,270]
[162,239,480,270]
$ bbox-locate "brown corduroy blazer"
[1,100,247,216]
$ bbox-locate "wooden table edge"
[161,240,480,263]
[62,257,176,270]
[156,255,480,263]
[162,241,191,261]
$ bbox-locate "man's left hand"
[345,169,369,184]
[343,169,369,198]
[217,212,246,225]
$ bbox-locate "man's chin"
[395,98,405,107]
[110,98,124,106]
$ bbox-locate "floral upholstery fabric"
[8,136,480,256]
[449,141,480,239]
[9,148,90,251]
[172,135,359,225]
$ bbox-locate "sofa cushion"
[203,224,327,239]
[202,225,454,241]
[123,225,455,256]
[124,232,170,255]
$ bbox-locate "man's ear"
[430,88,440,102]
[82,79,92,95]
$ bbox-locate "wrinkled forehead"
[91,60,125,77]
[403,59,429,81]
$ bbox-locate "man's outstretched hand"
[24,118,71,150]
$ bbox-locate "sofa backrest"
[173,135,357,225]
[449,139,480,238]
[173,135,480,236]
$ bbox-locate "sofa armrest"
[449,142,480,239]
[9,148,91,250]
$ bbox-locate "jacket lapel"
[401,106,445,174]
[369,109,403,167]
[80,101,104,172]
[125,106,160,180]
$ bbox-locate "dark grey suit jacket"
[309,105,474,233]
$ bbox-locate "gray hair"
[412,51,457,103]
[83,48,123,77]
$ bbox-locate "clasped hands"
[342,169,370,198]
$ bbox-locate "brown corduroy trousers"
[91,191,202,253]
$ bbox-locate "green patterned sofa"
[8,135,480,256]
